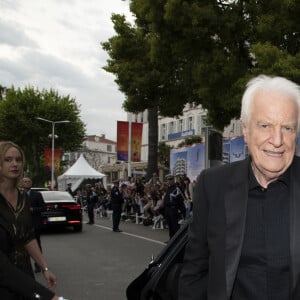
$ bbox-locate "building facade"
[131,104,243,162]
[62,134,117,175]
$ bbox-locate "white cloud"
[0,0,133,140]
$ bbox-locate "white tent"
[57,154,106,191]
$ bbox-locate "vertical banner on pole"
[44,148,52,173]
[131,122,143,162]
[44,148,61,172]
[54,149,61,172]
[117,121,143,161]
[117,121,129,161]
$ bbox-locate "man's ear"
[241,120,249,144]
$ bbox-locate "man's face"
[242,90,298,186]
[167,178,174,186]
[21,177,32,189]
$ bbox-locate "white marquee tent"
[57,154,106,191]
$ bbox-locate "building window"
[231,123,235,135]
[169,121,174,134]
[187,116,193,130]
[161,123,166,140]
[107,145,112,152]
[178,119,183,132]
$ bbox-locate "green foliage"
[0,86,85,184]
[158,141,172,167]
[177,136,202,148]
[0,85,7,100]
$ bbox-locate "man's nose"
[270,127,283,147]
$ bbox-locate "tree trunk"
[146,106,158,180]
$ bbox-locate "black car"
[40,191,83,232]
[126,219,190,300]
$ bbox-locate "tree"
[0,86,85,185]
[102,11,193,178]
[155,0,300,127]
[0,85,7,100]
[158,141,172,171]
[103,0,300,175]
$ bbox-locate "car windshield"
[40,191,75,202]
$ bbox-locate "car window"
[40,191,75,202]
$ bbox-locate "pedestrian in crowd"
[181,175,193,220]
[85,184,98,225]
[163,174,185,239]
[0,141,57,299]
[74,189,83,206]
[135,177,145,198]
[97,181,108,217]
[148,172,161,186]
[179,75,300,300]
[97,181,107,200]
[21,177,45,273]
[65,182,74,197]
[110,180,124,232]
[122,182,133,217]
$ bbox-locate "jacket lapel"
[289,157,300,297]
[224,159,249,298]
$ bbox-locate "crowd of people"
[71,172,194,237]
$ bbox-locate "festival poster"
[187,143,205,181]
[170,143,205,182]
[222,140,231,164]
[117,121,129,161]
[117,121,143,161]
[229,136,246,162]
[44,148,61,172]
[131,122,143,162]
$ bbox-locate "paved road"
[36,214,169,300]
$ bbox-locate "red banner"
[117,121,143,161]
[44,148,61,172]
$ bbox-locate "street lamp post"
[37,117,70,189]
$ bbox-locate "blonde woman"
[0,141,58,300]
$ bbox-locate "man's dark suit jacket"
[178,156,300,300]
[27,190,44,229]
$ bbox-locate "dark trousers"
[87,204,94,223]
[112,205,122,230]
[165,207,180,238]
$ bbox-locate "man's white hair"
[240,75,300,131]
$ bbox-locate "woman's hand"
[43,269,57,291]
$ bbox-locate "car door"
[126,219,190,300]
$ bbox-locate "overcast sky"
[0,0,134,140]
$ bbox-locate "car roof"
[39,191,75,203]
[31,187,49,191]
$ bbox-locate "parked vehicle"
[40,191,82,232]
[30,187,49,191]
[126,219,191,300]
